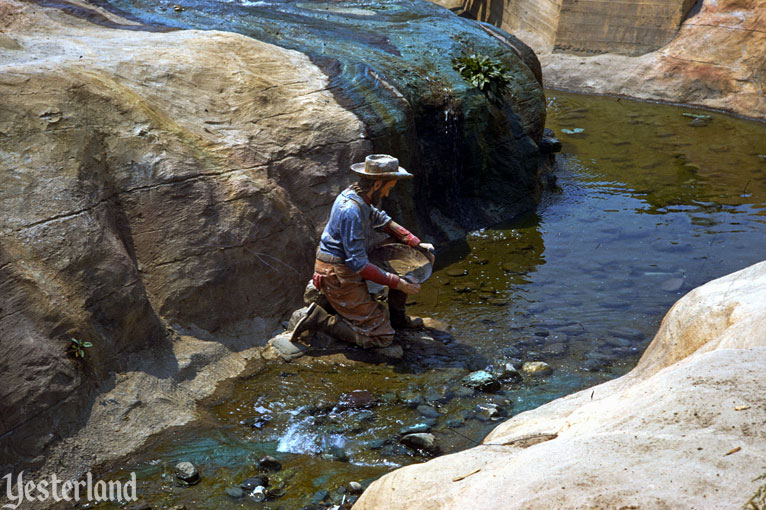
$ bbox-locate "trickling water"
[93,91,766,509]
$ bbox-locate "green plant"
[70,337,93,359]
[452,52,513,107]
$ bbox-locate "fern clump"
[452,53,513,107]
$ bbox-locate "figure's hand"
[398,278,421,295]
[418,242,435,263]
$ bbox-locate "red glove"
[384,221,421,247]
[312,272,323,290]
[359,263,400,289]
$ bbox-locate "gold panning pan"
[369,243,432,284]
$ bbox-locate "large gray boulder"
[0,0,547,477]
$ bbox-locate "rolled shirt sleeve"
[370,204,392,231]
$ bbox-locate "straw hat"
[350,154,413,180]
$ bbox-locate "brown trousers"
[314,259,395,348]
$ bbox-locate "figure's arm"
[361,263,420,294]
[385,220,435,263]
[384,220,421,247]
[359,263,400,289]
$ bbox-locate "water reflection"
[92,92,766,510]
[411,91,765,370]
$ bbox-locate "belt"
[316,250,345,264]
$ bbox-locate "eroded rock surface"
[0,0,364,474]
[353,261,766,509]
[432,0,765,118]
[0,0,547,478]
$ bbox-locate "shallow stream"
[93,91,766,509]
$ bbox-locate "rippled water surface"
[93,92,766,509]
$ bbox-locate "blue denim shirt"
[318,187,392,272]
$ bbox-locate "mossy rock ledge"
[0,0,545,478]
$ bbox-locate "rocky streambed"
[88,91,766,509]
[1,0,765,507]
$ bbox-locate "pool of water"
[92,91,766,509]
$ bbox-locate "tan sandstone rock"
[353,260,766,509]
[430,0,766,118]
[0,0,368,474]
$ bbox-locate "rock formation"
[353,260,766,509]
[432,0,766,119]
[0,0,546,477]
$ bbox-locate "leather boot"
[290,302,323,343]
[388,289,424,330]
[291,302,362,346]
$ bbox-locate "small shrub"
[70,337,93,359]
[452,52,513,107]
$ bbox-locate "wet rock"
[581,358,607,372]
[462,370,501,392]
[502,345,524,359]
[258,456,282,471]
[541,341,569,358]
[380,392,397,404]
[348,481,364,494]
[338,390,374,410]
[540,129,563,153]
[476,403,502,421]
[374,343,404,360]
[265,484,287,499]
[446,268,469,277]
[250,414,273,429]
[446,417,465,428]
[613,346,639,357]
[399,390,425,408]
[416,404,441,419]
[226,487,245,499]
[501,262,522,273]
[522,361,552,376]
[399,422,432,435]
[534,330,550,337]
[126,504,153,510]
[267,332,308,360]
[311,489,331,505]
[607,328,645,342]
[400,433,440,454]
[424,388,450,404]
[353,410,376,423]
[305,401,336,416]
[605,337,632,349]
[688,117,710,127]
[367,438,389,450]
[174,461,200,485]
[496,363,523,383]
[553,324,586,336]
[525,351,545,361]
[241,475,269,491]
[320,445,349,462]
[581,352,613,372]
[661,277,684,292]
[454,386,475,398]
